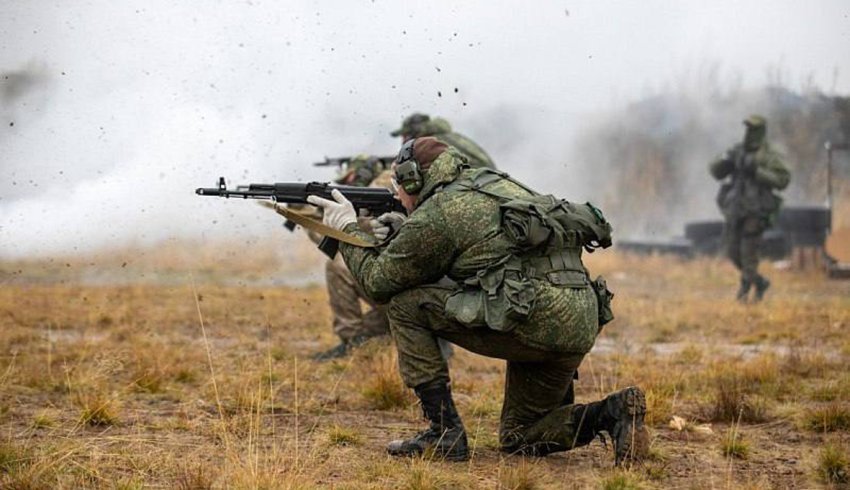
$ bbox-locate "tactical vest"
[440,168,614,331]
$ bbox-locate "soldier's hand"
[370,211,406,241]
[306,189,357,231]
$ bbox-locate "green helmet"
[390,113,430,138]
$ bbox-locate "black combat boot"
[736,278,752,303]
[311,335,374,362]
[753,275,770,302]
[578,386,649,466]
[387,382,469,461]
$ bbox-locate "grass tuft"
[600,470,646,490]
[720,427,749,459]
[359,352,411,411]
[74,391,120,426]
[710,369,771,423]
[499,461,545,490]
[0,441,30,474]
[403,460,449,490]
[644,387,674,426]
[175,463,215,490]
[816,442,849,485]
[30,411,55,429]
[133,365,167,393]
[326,424,362,446]
[802,403,850,432]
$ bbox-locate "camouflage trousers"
[388,284,591,451]
[326,257,389,342]
[724,215,767,282]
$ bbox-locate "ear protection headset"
[394,138,424,194]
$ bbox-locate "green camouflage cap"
[743,114,767,128]
[390,113,430,137]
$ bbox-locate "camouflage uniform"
[335,153,384,187]
[314,155,390,360]
[340,149,641,457]
[391,113,497,169]
[710,116,790,302]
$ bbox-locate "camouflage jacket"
[709,142,790,219]
[340,151,598,354]
[419,118,497,170]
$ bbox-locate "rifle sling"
[259,201,377,248]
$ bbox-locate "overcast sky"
[1,0,849,258]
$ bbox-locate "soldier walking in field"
[710,115,790,303]
[307,137,648,465]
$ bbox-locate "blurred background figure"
[709,115,791,302]
[391,113,496,169]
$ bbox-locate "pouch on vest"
[444,257,536,331]
[500,195,612,253]
[591,275,614,331]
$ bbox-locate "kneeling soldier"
[308,137,648,464]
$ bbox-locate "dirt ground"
[1,246,848,489]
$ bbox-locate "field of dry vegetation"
[1,243,848,489]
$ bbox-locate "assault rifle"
[313,155,397,168]
[196,177,403,257]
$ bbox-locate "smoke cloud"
[1,1,848,258]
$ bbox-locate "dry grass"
[0,246,847,488]
[720,426,750,459]
[817,442,849,485]
[326,424,362,446]
[802,403,850,433]
[358,350,413,411]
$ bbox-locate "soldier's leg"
[313,258,367,361]
[741,217,771,301]
[385,284,473,460]
[386,285,574,461]
[739,217,763,283]
[326,257,365,342]
[388,285,567,388]
[499,357,581,455]
[725,219,753,301]
[724,218,744,271]
[499,358,649,464]
[360,301,390,338]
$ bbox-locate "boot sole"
[614,387,649,466]
[387,442,469,462]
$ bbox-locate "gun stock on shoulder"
[196,177,403,258]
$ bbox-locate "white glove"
[369,211,407,241]
[306,189,357,231]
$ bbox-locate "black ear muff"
[394,139,424,194]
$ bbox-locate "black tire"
[777,206,832,233]
[685,221,725,243]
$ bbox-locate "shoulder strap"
[258,201,377,248]
[442,168,539,201]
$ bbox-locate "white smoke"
[1,0,849,258]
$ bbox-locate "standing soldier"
[710,115,790,302]
[312,154,390,360]
[391,113,496,169]
[308,137,647,465]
